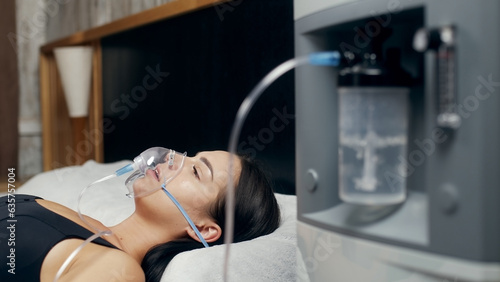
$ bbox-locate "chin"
[133,180,163,198]
[131,178,150,197]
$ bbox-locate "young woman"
[0,150,281,282]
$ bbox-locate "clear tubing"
[53,174,117,282]
[115,163,136,176]
[53,230,110,282]
[223,52,340,281]
[76,174,117,233]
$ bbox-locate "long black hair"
[141,155,281,282]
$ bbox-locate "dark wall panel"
[102,0,295,194]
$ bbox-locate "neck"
[108,214,177,263]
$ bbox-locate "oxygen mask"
[123,147,187,198]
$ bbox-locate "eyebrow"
[200,157,213,181]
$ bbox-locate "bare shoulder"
[41,239,145,282]
[83,247,145,282]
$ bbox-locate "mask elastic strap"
[161,184,210,248]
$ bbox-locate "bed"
[7,160,299,281]
[33,1,299,279]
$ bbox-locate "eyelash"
[192,165,200,179]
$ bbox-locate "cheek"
[133,177,161,197]
[213,171,230,192]
[133,177,147,191]
[169,180,212,214]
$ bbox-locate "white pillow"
[13,160,298,281]
[162,193,297,282]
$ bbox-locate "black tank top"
[0,194,118,281]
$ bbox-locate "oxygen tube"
[223,52,340,281]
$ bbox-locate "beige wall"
[16,0,174,179]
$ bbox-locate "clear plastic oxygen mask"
[122,147,187,198]
[76,147,186,233]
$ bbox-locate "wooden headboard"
[40,0,229,169]
[40,0,295,194]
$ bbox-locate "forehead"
[196,150,235,167]
[196,150,241,179]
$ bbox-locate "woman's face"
[133,150,241,225]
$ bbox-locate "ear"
[186,222,222,244]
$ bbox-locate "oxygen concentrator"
[295,0,500,281]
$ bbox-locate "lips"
[147,168,160,181]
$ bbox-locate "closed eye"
[192,165,200,180]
